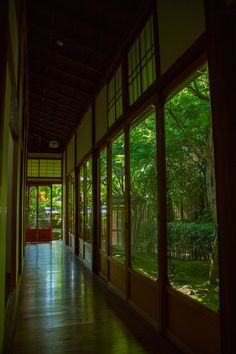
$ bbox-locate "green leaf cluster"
[165,69,212,221]
[168,221,216,259]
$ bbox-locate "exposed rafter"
[30,43,102,77]
[29,92,82,118]
[27,0,152,152]
[29,73,92,101]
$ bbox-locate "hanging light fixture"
[49,140,59,148]
[56,39,64,47]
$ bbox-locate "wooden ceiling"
[27,0,152,152]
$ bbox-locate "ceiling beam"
[29,107,77,129]
[29,23,110,62]
[29,80,89,108]
[29,110,77,131]
[29,91,82,117]
[29,59,98,92]
[29,72,92,101]
[29,43,103,77]
[30,123,71,143]
[29,128,66,146]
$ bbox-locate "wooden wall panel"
[95,85,107,143]
[66,134,75,175]
[99,252,108,279]
[79,238,84,258]
[205,2,236,353]
[77,107,92,164]
[157,0,205,74]
[129,271,159,325]
[109,260,126,296]
[166,288,220,354]
[84,242,93,270]
[9,0,19,87]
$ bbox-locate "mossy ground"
[131,253,219,311]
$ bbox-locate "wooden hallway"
[8,242,180,354]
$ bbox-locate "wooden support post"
[205,1,236,353]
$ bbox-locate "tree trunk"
[209,237,218,284]
[130,198,146,254]
[205,128,218,284]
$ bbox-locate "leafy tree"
[111,133,125,257]
[130,111,158,255]
[165,69,218,284]
[110,116,158,262]
[99,149,108,251]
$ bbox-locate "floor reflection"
[10,241,180,354]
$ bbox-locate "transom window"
[128,16,156,105]
[107,65,123,127]
[27,159,62,178]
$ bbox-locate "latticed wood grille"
[27,159,62,177]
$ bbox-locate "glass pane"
[141,65,148,92]
[165,68,219,311]
[28,186,37,229]
[133,40,139,69]
[27,159,39,177]
[52,184,62,239]
[116,94,122,118]
[129,81,134,106]
[140,16,155,93]
[128,39,141,105]
[39,159,61,177]
[38,186,51,229]
[99,149,108,252]
[149,55,156,86]
[108,77,116,126]
[108,107,115,127]
[108,77,115,102]
[134,74,141,102]
[140,27,147,61]
[68,174,75,234]
[111,133,125,262]
[115,65,122,92]
[130,108,158,280]
[79,165,85,240]
[146,17,153,52]
[85,159,93,243]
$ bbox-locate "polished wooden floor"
[9,241,181,354]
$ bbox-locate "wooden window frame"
[107,65,123,127]
[128,15,156,105]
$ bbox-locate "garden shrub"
[168,221,216,260]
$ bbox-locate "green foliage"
[129,109,158,255]
[111,110,158,257]
[197,208,214,223]
[168,220,215,259]
[165,68,218,289]
[165,69,212,221]
[168,259,219,311]
[130,111,157,200]
[138,219,157,249]
[112,133,125,197]
[132,252,157,279]
[27,184,62,233]
[132,253,219,311]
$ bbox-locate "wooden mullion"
[156,95,168,336]
[74,131,79,256]
[152,0,161,82]
[205,2,236,353]
[92,102,99,273]
[124,125,131,302]
[122,53,129,112]
[0,0,9,185]
[107,141,112,264]
[65,175,69,246]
